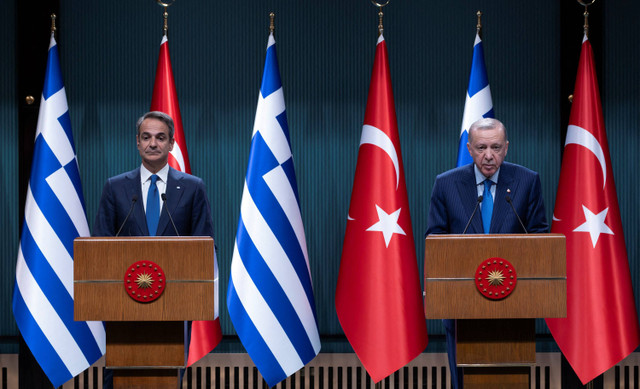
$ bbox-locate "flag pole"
[568,1,595,104]
[370,3,390,388]
[574,5,592,387]
[157,0,175,36]
[577,6,594,387]
[50,13,57,36]
[371,0,390,36]
[577,0,595,37]
[269,12,275,35]
[476,11,482,38]
[162,6,168,36]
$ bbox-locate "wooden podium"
[74,237,215,389]
[424,234,566,388]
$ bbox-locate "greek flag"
[227,33,320,387]
[457,33,494,166]
[12,35,105,387]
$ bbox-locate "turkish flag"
[335,34,428,382]
[545,36,640,384]
[150,34,223,366]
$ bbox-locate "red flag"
[545,36,640,384]
[150,35,223,365]
[335,35,428,382]
[151,35,192,174]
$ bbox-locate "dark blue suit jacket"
[93,167,214,238]
[426,162,548,235]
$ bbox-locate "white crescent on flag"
[565,124,607,189]
[359,124,400,190]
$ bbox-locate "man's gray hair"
[136,111,175,139]
[468,118,507,142]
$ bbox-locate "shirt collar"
[473,164,500,185]
[140,164,170,184]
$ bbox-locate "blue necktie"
[146,174,160,236]
[482,179,493,234]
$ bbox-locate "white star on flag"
[573,205,614,248]
[366,205,406,247]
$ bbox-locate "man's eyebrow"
[140,131,166,136]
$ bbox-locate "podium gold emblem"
[125,260,165,303]
[474,257,517,300]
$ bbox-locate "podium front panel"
[424,234,566,319]
[74,237,215,321]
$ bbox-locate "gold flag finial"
[476,11,482,35]
[371,0,390,36]
[269,12,275,34]
[157,0,175,36]
[578,0,596,37]
[163,6,168,36]
[50,13,57,35]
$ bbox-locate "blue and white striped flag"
[457,33,494,167]
[227,33,320,387]
[12,35,105,387]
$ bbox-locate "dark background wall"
[2,0,638,359]
[1,0,17,353]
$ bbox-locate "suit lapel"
[126,168,147,235]
[157,168,185,236]
[456,164,483,234]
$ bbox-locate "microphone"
[506,189,528,233]
[116,195,138,237]
[462,195,483,234]
[161,193,180,236]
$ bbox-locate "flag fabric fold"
[150,33,222,366]
[335,34,428,383]
[227,33,321,387]
[12,35,106,387]
[457,33,494,166]
[545,35,640,384]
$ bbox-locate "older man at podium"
[425,118,548,388]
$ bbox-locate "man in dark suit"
[426,118,548,388]
[93,111,214,389]
[427,117,548,235]
[93,111,214,238]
